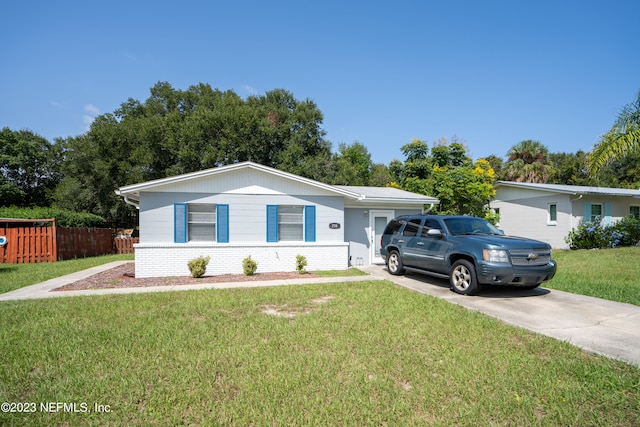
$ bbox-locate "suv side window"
[420,219,441,237]
[402,218,422,237]
[382,219,403,236]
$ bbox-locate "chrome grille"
[509,249,551,266]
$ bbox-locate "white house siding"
[143,167,342,199]
[494,186,640,249]
[492,187,571,248]
[139,192,345,244]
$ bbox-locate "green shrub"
[296,255,308,274]
[187,256,210,278]
[243,256,258,276]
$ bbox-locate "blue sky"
[1,1,638,165]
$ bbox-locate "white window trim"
[547,203,558,226]
[188,203,217,242]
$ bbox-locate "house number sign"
[329,223,341,229]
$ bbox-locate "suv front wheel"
[387,250,405,275]
[450,259,481,295]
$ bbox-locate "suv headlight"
[483,249,509,263]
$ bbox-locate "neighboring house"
[116,161,438,278]
[492,181,640,249]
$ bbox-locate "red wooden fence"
[0,218,121,264]
[0,222,57,263]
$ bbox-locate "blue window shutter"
[266,205,278,242]
[604,202,612,226]
[583,202,592,223]
[304,206,316,242]
[174,203,187,243]
[217,204,229,243]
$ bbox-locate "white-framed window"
[188,204,216,241]
[548,203,557,225]
[590,204,602,222]
[631,206,640,220]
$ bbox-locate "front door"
[370,210,394,264]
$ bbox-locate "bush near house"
[565,215,640,249]
[296,254,307,273]
[242,256,258,275]
[0,206,107,228]
[187,256,210,278]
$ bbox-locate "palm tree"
[588,90,640,175]
[502,140,554,183]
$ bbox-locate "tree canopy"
[391,138,496,219]
[0,127,62,207]
[502,140,555,183]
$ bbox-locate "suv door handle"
[417,241,424,246]
[397,239,405,243]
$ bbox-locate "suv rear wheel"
[450,259,481,295]
[387,250,405,275]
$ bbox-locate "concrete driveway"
[359,264,640,368]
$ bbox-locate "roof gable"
[117,162,361,201]
[117,162,439,206]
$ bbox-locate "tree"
[393,138,496,218]
[588,90,640,175]
[54,82,333,226]
[0,127,62,206]
[330,142,373,185]
[547,151,591,186]
[502,140,555,183]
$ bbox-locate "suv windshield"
[443,217,502,236]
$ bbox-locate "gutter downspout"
[115,190,140,210]
[123,196,139,209]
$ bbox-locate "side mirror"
[426,228,443,238]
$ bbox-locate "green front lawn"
[1,281,639,426]
[548,247,640,306]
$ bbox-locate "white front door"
[369,210,394,264]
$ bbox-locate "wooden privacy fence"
[114,237,139,254]
[0,218,125,264]
[0,220,57,263]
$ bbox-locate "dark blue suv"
[380,215,557,295]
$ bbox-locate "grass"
[1,281,639,426]
[315,267,368,277]
[0,253,134,294]
[547,246,640,306]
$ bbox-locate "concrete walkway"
[360,264,640,368]
[2,261,639,368]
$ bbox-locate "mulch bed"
[53,262,320,292]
